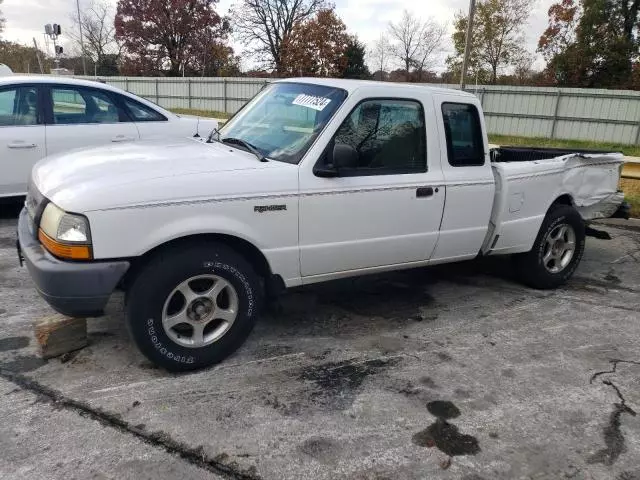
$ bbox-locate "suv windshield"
[218,82,347,164]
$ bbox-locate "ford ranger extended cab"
[17,78,627,371]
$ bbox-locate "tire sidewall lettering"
[203,260,255,317]
[146,317,195,364]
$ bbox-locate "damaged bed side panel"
[483,153,625,255]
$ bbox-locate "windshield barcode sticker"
[292,94,332,111]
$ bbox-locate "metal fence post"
[550,90,562,139]
[125,77,129,92]
[635,100,640,145]
[223,79,228,113]
[188,78,192,109]
[480,88,486,108]
[155,78,160,105]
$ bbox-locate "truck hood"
[33,138,296,212]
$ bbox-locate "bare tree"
[0,0,5,37]
[512,50,535,84]
[477,0,530,84]
[388,10,446,81]
[230,0,326,73]
[450,0,531,84]
[368,33,390,79]
[68,0,120,71]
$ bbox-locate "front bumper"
[17,208,130,317]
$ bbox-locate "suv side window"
[122,97,167,122]
[442,102,484,167]
[0,86,39,126]
[51,87,121,124]
[330,99,426,175]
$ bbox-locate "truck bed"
[490,146,622,163]
[482,149,625,256]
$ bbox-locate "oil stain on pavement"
[1,355,46,373]
[412,400,480,457]
[299,357,400,410]
[0,336,30,352]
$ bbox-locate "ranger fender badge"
[254,204,287,213]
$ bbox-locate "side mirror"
[314,143,359,178]
[332,143,359,169]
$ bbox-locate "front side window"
[0,86,39,126]
[330,99,426,175]
[442,102,484,167]
[219,82,347,164]
[51,87,120,124]
[123,97,166,121]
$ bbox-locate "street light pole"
[76,0,87,75]
[460,0,476,90]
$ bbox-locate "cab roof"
[277,77,477,99]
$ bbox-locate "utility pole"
[460,0,477,90]
[32,37,44,74]
[76,0,87,75]
[45,24,63,71]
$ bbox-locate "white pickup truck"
[17,78,628,371]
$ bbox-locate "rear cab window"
[442,102,484,167]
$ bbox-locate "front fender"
[88,200,300,283]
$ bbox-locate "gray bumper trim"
[17,208,130,317]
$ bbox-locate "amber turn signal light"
[38,229,92,260]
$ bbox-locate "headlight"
[39,203,92,260]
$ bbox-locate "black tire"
[514,204,586,290]
[126,241,262,372]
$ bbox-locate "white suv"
[0,76,218,197]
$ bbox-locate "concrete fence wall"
[76,76,640,145]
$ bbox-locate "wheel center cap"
[188,298,214,322]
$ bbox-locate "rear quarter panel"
[489,153,624,255]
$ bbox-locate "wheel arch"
[120,233,284,296]
[549,193,575,211]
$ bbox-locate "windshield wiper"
[222,137,268,162]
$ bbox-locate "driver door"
[298,96,446,280]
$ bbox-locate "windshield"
[219,82,348,164]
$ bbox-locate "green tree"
[342,37,370,79]
[539,0,640,88]
[0,41,51,73]
[448,0,531,84]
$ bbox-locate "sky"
[0,0,556,71]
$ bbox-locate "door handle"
[8,142,37,149]
[416,187,434,198]
[111,135,135,143]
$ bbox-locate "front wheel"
[126,242,262,371]
[514,205,586,290]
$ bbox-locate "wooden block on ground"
[34,314,88,359]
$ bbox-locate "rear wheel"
[514,205,585,289]
[126,242,262,371]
